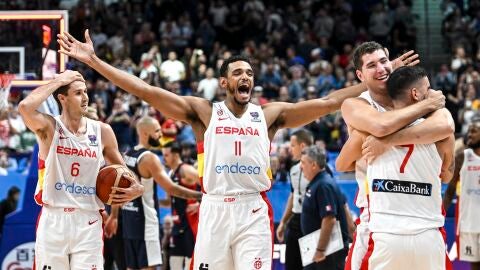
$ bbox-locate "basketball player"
[122,116,202,270]
[336,41,453,270]
[161,141,200,270]
[18,70,144,269]
[340,66,455,269]
[57,30,419,269]
[443,117,480,270]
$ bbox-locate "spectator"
[160,51,186,83]
[197,67,218,101]
[0,186,20,236]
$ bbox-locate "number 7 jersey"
[35,116,105,210]
[366,119,444,234]
[200,102,272,195]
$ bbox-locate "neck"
[170,157,183,170]
[135,143,148,150]
[392,100,410,110]
[225,97,248,117]
[60,114,85,135]
[368,88,394,110]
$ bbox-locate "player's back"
[35,116,104,210]
[201,101,271,195]
[367,120,444,234]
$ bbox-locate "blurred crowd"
[1,0,477,178]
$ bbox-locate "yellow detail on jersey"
[456,179,461,196]
[197,153,204,177]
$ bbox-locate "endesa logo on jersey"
[215,126,260,136]
[215,162,261,175]
[56,146,97,158]
[55,182,96,195]
[372,179,432,196]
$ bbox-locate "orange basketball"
[96,164,133,205]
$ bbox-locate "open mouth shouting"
[237,83,251,100]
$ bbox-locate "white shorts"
[459,232,480,262]
[35,206,103,270]
[345,208,370,270]
[192,192,273,270]
[367,229,446,270]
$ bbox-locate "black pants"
[304,248,347,270]
[104,232,126,270]
[285,213,303,270]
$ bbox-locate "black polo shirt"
[301,170,349,247]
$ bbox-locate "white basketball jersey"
[201,102,271,195]
[458,149,480,233]
[354,91,387,208]
[367,120,444,234]
[35,116,104,210]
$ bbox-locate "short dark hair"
[163,141,182,154]
[352,41,386,70]
[291,129,313,146]
[387,66,428,100]
[220,55,252,77]
[53,84,70,112]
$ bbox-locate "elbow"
[369,123,391,137]
[17,100,31,116]
[335,160,351,172]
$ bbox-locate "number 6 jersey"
[367,119,444,234]
[200,101,271,195]
[35,116,105,210]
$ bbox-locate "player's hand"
[57,30,96,65]
[104,215,118,238]
[54,70,85,86]
[391,50,420,70]
[186,202,200,215]
[109,173,144,205]
[362,135,389,164]
[425,89,446,111]
[276,221,286,243]
[313,250,326,263]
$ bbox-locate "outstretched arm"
[57,30,209,124]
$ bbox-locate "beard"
[148,136,161,147]
[468,140,480,149]
[227,83,251,105]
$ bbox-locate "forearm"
[325,82,366,112]
[336,135,362,172]
[317,216,336,251]
[170,184,202,200]
[110,205,120,218]
[18,80,62,113]
[280,194,294,224]
[442,182,457,210]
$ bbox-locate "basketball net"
[0,73,14,112]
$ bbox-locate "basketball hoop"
[0,73,14,92]
[0,73,14,112]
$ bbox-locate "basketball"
[96,164,134,205]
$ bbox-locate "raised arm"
[18,71,84,157]
[139,153,202,200]
[443,149,464,210]
[264,82,366,131]
[341,90,445,138]
[57,30,210,124]
[336,129,366,172]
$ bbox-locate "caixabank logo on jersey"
[372,179,432,196]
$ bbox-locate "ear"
[411,87,420,101]
[355,69,365,82]
[219,77,228,89]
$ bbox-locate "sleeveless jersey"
[200,102,271,195]
[122,148,159,240]
[458,148,480,233]
[35,116,104,210]
[367,119,444,234]
[169,163,198,234]
[354,91,387,208]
